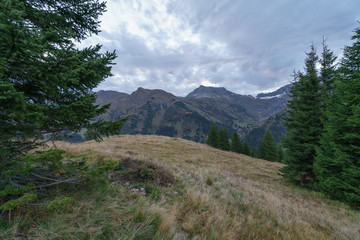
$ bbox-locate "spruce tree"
[263,130,277,161]
[277,143,284,162]
[314,28,360,208]
[0,0,126,210]
[218,127,230,151]
[319,39,337,96]
[319,39,337,125]
[256,138,265,159]
[231,132,242,153]
[280,45,322,186]
[207,124,219,148]
[0,0,126,154]
[243,140,251,156]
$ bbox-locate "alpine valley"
[93,84,292,148]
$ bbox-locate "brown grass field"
[39,134,360,240]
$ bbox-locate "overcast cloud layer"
[81,0,360,96]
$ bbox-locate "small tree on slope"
[218,127,230,151]
[231,132,242,153]
[243,140,251,156]
[263,130,277,162]
[277,143,284,162]
[207,124,219,148]
[257,138,265,159]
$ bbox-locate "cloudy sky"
[82,0,360,96]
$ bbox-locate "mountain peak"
[129,87,177,104]
[256,84,292,100]
[186,85,235,99]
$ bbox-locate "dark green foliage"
[277,143,284,162]
[279,29,360,208]
[280,45,322,186]
[262,130,277,161]
[0,0,126,211]
[0,0,126,160]
[231,132,242,153]
[318,39,338,129]
[256,130,278,161]
[319,39,337,99]
[243,140,251,156]
[314,28,360,208]
[46,196,74,212]
[0,193,37,211]
[218,127,230,151]
[256,138,265,159]
[206,125,231,151]
[207,124,219,148]
[0,150,73,210]
[138,166,157,181]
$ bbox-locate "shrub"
[46,197,74,212]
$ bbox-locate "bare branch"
[31,173,58,182]
[31,176,79,189]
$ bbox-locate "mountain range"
[94,84,292,147]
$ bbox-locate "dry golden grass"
[51,135,360,240]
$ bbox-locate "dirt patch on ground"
[121,158,141,171]
[109,159,176,187]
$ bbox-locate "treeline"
[281,28,360,208]
[207,125,283,162]
[207,124,249,154]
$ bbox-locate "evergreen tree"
[0,0,126,155]
[243,140,251,156]
[231,132,242,153]
[256,138,265,159]
[319,39,337,124]
[218,127,230,151]
[277,143,284,162]
[280,45,322,186]
[250,150,255,157]
[314,28,360,208]
[207,124,219,148]
[319,38,337,96]
[0,0,126,210]
[263,130,277,161]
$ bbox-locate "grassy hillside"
[2,135,359,239]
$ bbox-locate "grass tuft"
[205,176,214,186]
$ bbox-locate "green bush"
[46,197,74,211]
[0,193,37,211]
[0,150,66,211]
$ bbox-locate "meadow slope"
[50,135,360,240]
[4,135,358,240]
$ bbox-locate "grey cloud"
[93,0,360,96]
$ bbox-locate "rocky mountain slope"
[95,84,292,143]
[97,87,212,142]
[244,109,288,149]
